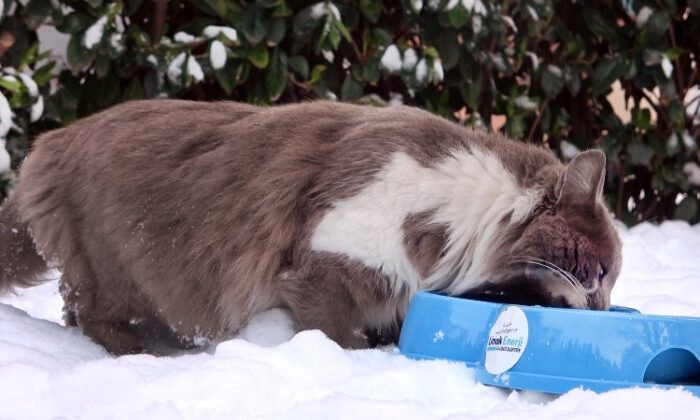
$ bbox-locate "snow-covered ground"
[2,221,700,419]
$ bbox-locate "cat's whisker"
[510,255,584,293]
[526,258,588,298]
[509,257,587,305]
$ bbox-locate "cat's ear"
[556,150,606,205]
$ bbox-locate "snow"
[473,0,487,15]
[514,96,538,111]
[167,53,186,84]
[2,222,700,418]
[410,0,423,12]
[173,31,196,44]
[17,73,37,96]
[560,140,581,160]
[0,139,10,173]
[310,2,341,20]
[187,56,204,82]
[636,6,654,27]
[380,45,402,73]
[526,51,540,70]
[502,16,518,33]
[109,33,124,54]
[683,162,700,186]
[403,48,418,71]
[444,0,459,11]
[433,60,444,82]
[526,5,539,21]
[209,40,227,70]
[202,25,238,43]
[321,49,334,63]
[661,56,674,79]
[682,130,696,149]
[146,54,158,67]
[17,73,43,122]
[0,89,12,137]
[29,96,44,122]
[547,64,562,78]
[415,58,428,83]
[83,15,107,49]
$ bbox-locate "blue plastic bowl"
[398,292,700,396]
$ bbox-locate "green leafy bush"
[1,0,699,225]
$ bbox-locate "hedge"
[0,0,699,225]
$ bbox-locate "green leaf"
[0,78,24,93]
[273,0,293,18]
[674,196,698,221]
[373,28,393,46]
[32,62,56,86]
[56,12,95,34]
[309,64,327,85]
[288,56,309,80]
[505,115,526,139]
[435,30,460,70]
[335,20,353,43]
[292,5,321,42]
[266,19,286,46]
[447,5,470,28]
[249,44,270,68]
[341,74,363,101]
[563,65,581,95]
[67,34,94,69]
[583,9,626,48]
[211,0,228,17]
[242,6,269,44]
[95,54,111,78]
[647,10,671,39]
[214,61,237,95]
[359,0,381,23]
[665,47,684,61]
[690,0,700,12]
[627,142,654,167]
[255,0,279,8]
[631,108,652,130]
[459,69,483,110]
[643,49,665,66]
[541,65,564,99]
[18,43,39,71]
[362,59,380,84]
[328,24,341,49]
[124,0,144,16]
[24,0,52,29]
[592,57,626,95]
[265,48,288,100]
[669,101,686,131]
[123,77,144,100]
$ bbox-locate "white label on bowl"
[484,306,529,375]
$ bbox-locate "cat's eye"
[597,263,608,281]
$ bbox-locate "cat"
[0,100,621,354]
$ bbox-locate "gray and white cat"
[0,100,621,354]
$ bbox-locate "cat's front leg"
[277,268,367,348]
[276,253,404,348]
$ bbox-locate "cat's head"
[464,150,622,310]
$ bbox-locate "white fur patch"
[310,148,543,297]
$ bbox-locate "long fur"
[0,100,622,354]
[0,198,47,293]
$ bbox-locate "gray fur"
[0,100,621,354]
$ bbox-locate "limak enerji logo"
[486,333,525,353]
[484,306,529,375]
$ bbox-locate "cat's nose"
[585,292,610,311]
